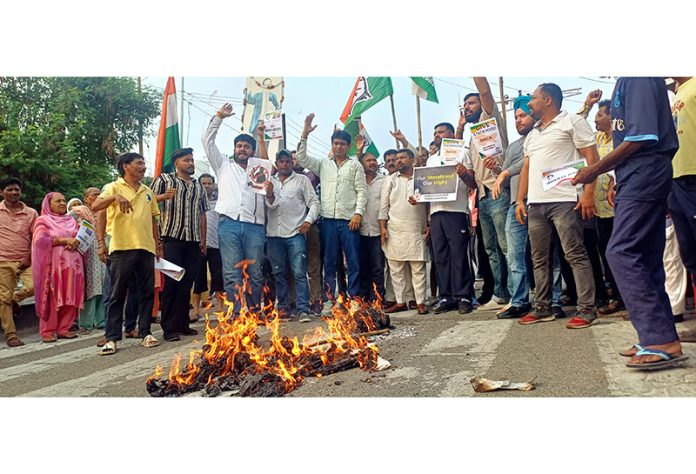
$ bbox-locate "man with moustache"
[355,136,387,302]
[380,149,430,315]
[92,152,162,354]
[383,149,398,175]
[0,177,38,347]
[264,150,319,322]
[296,113,367,308]
[202,103,270,312]
[151,148,209,341]
[515,83,600,329]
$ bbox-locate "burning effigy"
[146,260,393,397]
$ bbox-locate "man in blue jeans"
[264,150,319,322]
[296,114,367,312]
[202,103,269,312]
[574,77,687,369]
[456,77,511,309]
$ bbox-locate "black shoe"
[497,305,528,319]
[164,334,181,342]
[551,306,566,319]
[180,328,198,336]
[458,299,473,314]
[433,299,455,314]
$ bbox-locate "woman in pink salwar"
[32,192,85,342]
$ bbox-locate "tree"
[0,77,160,208]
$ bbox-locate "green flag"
[340,77,393,125]
[344,119,379,159]
[410,76,439,103]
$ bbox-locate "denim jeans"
[218,216,266,310]
[321,218,360,298]
[267,234,310,314]
[478,187,511,300]
[505,205,530,307]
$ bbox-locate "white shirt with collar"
[201,115,266,225]
[265,171,320,238]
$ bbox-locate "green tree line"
[0,77,161,208]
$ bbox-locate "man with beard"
[202,103,269,312]
[0,177,38,347]
[355,136,386,302]
[152,148,209,341]
[456,78,511,311]
[491,96,538,319]
[297,114,367,309]
[380,149,430,315]
[265,150,319,322]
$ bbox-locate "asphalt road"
[2,304,695,398]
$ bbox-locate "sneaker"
[518,307,555,325]
[497,305,530,320]
[424,296,438,308]
[551,306,566,319]
[566,308,599,329]
[458,299,473,314]
[298,312,312,323]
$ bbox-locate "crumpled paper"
[470,376,535,392]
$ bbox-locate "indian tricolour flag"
[340,77,393,125]
[411,77,439,103]
[344,119,380,159]
[154,77,181,177]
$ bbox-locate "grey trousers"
[527,202,596,311]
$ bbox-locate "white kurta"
[379,172,429,262]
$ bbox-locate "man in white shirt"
[201,103,269,312]
[515,83,600,329]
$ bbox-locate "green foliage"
[0,77,160,208]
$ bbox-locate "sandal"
[58,331,78,339]
[124,329,139,338]
[42,336,58,343]
[7,336,25,347]
[99,341,116,356]
[96,336,107,347]
[141,335,160,348]
[620,344,643,357]
[626,347,689,370]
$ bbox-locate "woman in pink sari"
[32,192,85,342]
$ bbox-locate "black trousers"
[160,238,200,338]
[431,212,472,300]
[193,248,224,294]
[105,250,155,341]
[359,235,385,301]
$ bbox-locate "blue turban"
[513,95,532,116]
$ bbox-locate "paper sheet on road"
[470,376,535,392]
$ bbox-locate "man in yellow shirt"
[92,152,162,355]
[670,77,696,342]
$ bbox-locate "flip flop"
[99,341,116,356]
[626,347,689,370]
[619,344,643,357]
[141,335,160,348]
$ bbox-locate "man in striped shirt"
[151,148,209,342]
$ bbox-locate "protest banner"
[470,117,504,159]
[413,165,459,202]
[246,157,273,195]
[75,219,96,254]
[440,138,468,163]
[541,159,587,191]
[263,110,284,140]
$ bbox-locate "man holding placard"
[515,83,600,329]
[202,104,269,313]
[457,78,511,311]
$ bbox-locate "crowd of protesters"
[1,76,694,370]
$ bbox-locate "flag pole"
[180,77,185,145]
[389,94,399,149]
[416,95,423,151]
[498,76,506,130]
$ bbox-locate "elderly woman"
[68,190,106,334]
[32,192,85,342]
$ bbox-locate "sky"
[141,76,617,176]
